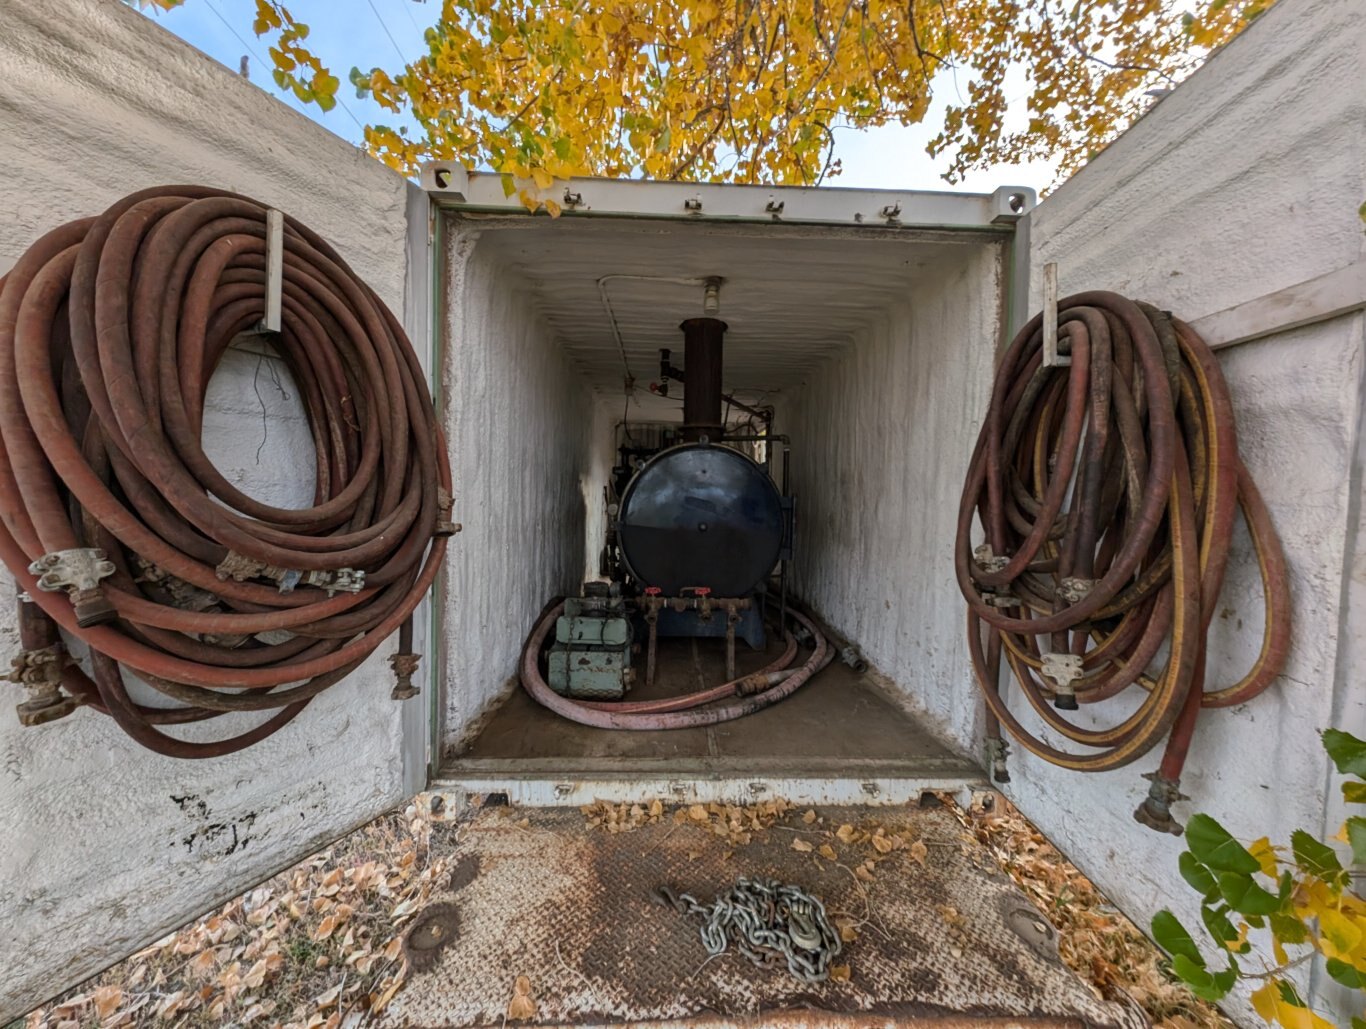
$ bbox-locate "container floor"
[445,634,979,782]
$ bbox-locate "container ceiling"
[461,217,995,401]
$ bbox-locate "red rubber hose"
[0,186,451,758]
[519,602,831,730]
[956,293,1290,832]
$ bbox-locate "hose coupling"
[985,736,1011,784]
[28,548,117,627]
[10,647,79,727]
[295,568,365,596]
[973,544,1009,574]
[1041,652,1083,709]
[435,489,462,537]
[1133,772,1189,836]
[8,643,65,686]
[839,645,868,674]
[981,588,1019,609]
[215,552,365,596]
[737,672,770,697]
[1057,577,1096,604]
[390,651,422,700]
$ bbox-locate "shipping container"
[2,0,1364,1024]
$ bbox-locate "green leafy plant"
[1154,730,1366,1028]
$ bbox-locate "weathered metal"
[617,445,784,599]
[547,590,636,699]
[680,317,726,442]
[381,803,1144,1028]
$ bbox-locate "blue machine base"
[648,604,766,650]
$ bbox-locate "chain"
[656,877,842,982]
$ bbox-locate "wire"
[201,0,367,132]
[365,0,410,64]
[395,0,425,35]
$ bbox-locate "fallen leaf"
[818,844,838,861]
[791,838,814,853]
[872,834,894,854]
[802,809,817,824]
[909,840,928,865]
[508,975,537,1021]
[836,824,856,843]
[830,964,851,981]
[839,924,859,943]
[649,799,664,818]
[316,983,342,1009]
[313,915,338,941]
[92,985,122,1020]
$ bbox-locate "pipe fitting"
[390,652,422,700]
[28,548,117,627]
[1133,772,1189,835]
[839,645,868,674]
[435,488,462,537]
[8,643,65,686]
[985,736,1011,784]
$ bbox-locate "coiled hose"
[0,186,451,758]
[520,601,832,729]
[956,291,1290,833]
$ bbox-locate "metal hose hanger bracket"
[0,186,452,758]
[955,291,1291,833]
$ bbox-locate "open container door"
[0,2,437,1019]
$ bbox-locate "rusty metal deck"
[381,802,1145,1028]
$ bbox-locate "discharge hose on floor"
[519,602,832,729]
[955,291,1290,832]
[0,186,452,758]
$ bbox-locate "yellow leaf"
[791,838,814,853]
[872,835,894,854]
[530,167,554,190]
[802,810,817,824]
[836,824,856,843]
[818,844,838,861]
[313,915,338,941]
[909,840,928,865]
[543,197,562,218]
[1249,836,1278,877]
[829,964,851,981]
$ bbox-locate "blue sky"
[136,0,1057,195]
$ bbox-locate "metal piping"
[680,316,727,442]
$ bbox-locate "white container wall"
[782,243,1004,748]
[0,1,421,1018]
[439,223,609,747]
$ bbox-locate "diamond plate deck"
[382,804,1147,1028]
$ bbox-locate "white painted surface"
[0,0,416,1019]
[453,219,987,394]
[1016,0,1366,1021]
[440,221,602,748]
[782,245,1003,751]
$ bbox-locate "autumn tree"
[136,0,1274,207]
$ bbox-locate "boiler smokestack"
[680,317,726,442]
